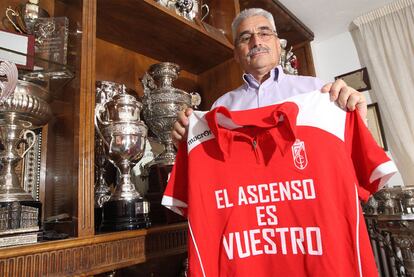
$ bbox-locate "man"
[172,8,367,143]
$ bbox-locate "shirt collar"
[242,65,284,89]
[205,102,298,160]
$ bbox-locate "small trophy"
[5,0,50,34]
[95,87,151,231]
[280,39,299,75]
[156,0,208,22]
[141,62,200,223]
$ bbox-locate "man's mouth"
[247,47,270,58]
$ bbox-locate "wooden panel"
[239,0,314,45]
[0,223,187,276]
[293,41,316,77]
[114,253,187,277]
[205,0,240,41]
[96,0,234,74]
[76,0,96,237]
[96,39,199,97]
[198,58,243,110]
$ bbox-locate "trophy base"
[147,164,185,225]
[100,198,151,232]
[0,230,42,248]
[0,200,42,247]
[95,206,103,232]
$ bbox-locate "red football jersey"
[162,91,397,277]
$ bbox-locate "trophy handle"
[94,104,110,147]
[190,92,201,109]
[200,4,209,22]
[17,130,36,158]
[0,61,18,104]
[5,6,27,34]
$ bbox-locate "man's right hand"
[172,108,193,147]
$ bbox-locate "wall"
[311,32,404,187]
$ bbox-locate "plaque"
[32,17,68,67]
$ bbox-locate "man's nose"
[249,33,261,46]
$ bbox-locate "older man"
[172,8,367,143]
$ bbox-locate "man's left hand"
[321,79,367,120]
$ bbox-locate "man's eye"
[259,31,272,37]
[239,35,251,43]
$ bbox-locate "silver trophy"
[141,62,200,166]
[95,87,150,231]
[280,39,299,75]
[94,81,126,208]
[0,61,52,202]
[94,81,126,230]
[156,0,209,22]
[363,187,414,276]
[0,60,52,244]
[141,62,200,224]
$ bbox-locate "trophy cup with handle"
[141,62,200,224]
[141,62,200,166]
[95,87,151,231]
[94,81,126,230]
[0,60,52,246]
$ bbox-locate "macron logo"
[188,130,212,146]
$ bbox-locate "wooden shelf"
[239,0,314,45]
[0,222,188,276]
[96,0,234,74]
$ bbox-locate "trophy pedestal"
[95,207,103,232]
[100,198,151,232]
[147,164,185,225]
[0,200,42,247]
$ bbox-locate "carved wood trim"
[78,0,97,237]
[0,223,187,276]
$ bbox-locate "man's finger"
[329,79,346,102]
[321,83,332,93]
[185,107,194,117]
[345,92,362,111]
[337,86,352,109]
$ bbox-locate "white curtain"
[350,0,414,185]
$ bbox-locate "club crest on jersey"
[292,139,308,170]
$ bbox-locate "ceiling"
[278,0,396,42]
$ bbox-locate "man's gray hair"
[231,8,277,43]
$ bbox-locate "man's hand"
[172,108,194,147]
[321,79,367,120]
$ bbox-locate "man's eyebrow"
[257,26,273,31]
[238,25,273,36]
[238,30,252,37]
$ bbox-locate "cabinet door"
[0,0,95,238]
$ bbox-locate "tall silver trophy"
[0,61,52,246]
[141,62,200,224]
[94,81,125,230]
[95,87,150,231]
[141,62,200,166]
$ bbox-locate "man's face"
[234,15,281,75]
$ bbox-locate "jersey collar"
[205,102,298,160]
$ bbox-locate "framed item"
[335,67,371,92]
[0,30,35,70]
[366,103,388,151]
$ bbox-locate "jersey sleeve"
[161,141,189,217]
[345,110,397,196]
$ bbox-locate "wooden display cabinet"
[0,0,315,275]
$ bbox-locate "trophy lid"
[103,91,143,122]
